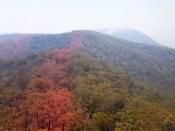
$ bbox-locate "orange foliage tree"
[32,49,71,89]
[28,89,85,131]
[25,41,84,130]
[14,37,84,131]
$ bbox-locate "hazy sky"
[0,0,175,48]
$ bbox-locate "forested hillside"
[78,31,175,89]
[0,33,72,60]
[0,31,175,130]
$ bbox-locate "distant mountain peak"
[98,28,159,46]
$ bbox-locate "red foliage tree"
[29,90,84,131]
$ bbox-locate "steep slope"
[99,28,159,46]
[76,30,175,90]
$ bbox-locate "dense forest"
[0,31,175,131]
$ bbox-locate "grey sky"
[0,0,175,48]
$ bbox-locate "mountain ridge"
[0,30,175,90]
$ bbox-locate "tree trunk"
[24,112,28,131]
[48,121,51,131]
[62,124,65,131]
